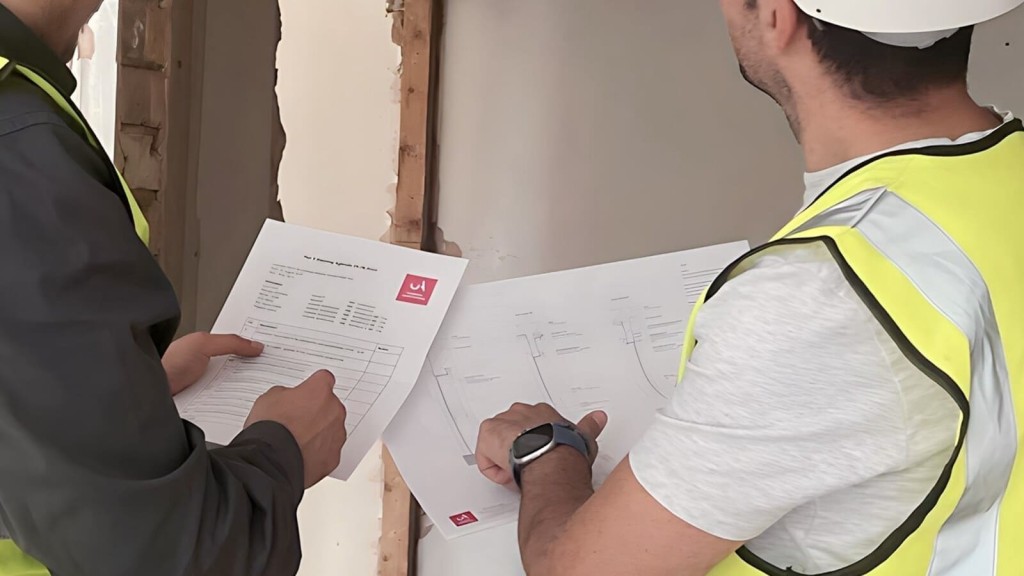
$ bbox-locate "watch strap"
[512,422,590,488]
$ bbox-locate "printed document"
[175,220,467,479]
[383,241,748,538]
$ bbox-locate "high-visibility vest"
[0,56,148,243]
[682,118,1024,576]
[0,55,150,576]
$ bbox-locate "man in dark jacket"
[0,1,348,574]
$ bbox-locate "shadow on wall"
[192,0,281,331]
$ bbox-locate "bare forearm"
[518,447,594,575]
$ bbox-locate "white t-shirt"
[630,110,1013,573]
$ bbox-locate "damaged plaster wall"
[277,1,399,239]
[276,1,402,574]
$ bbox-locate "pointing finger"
[202,333,265,358]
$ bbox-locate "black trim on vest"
[0,59,14,83]
[0,59,137,229]
[808,117,1024,210]
[705,237,970,576]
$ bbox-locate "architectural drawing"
[384,240,749,539]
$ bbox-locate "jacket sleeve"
[0,116,306,575]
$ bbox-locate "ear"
[758,0,804,55]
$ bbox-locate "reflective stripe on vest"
[791,189,1016,575]
[682,119,1024,575]
[0,542,47,576]
[0,55,150,576]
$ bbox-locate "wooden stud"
[163,0,205,335]
[390,0,437,249]
[380,447,418,576]
[381,0,444,574]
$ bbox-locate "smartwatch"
[509,422,590,487]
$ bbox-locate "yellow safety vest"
[0,55,149,576]
[681,118,1024,576]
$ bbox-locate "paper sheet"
[383,241,749,538]
[175,220,467,479]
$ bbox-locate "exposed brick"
[120,131,163,191]
[119,0,171,70]
[118,67,165,129]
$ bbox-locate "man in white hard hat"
[474,1,1024,575]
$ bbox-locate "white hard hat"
[793,0,1024,48]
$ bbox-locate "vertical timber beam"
[381,0,443,574]
[388,0,441,250]
[380,447,418,576]
[164,0,204,335]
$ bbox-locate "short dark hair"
[745,0,974,103]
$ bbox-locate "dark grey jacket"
[0,6,305,575]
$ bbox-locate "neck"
[797,85,1002,172]
[0,0,71,61]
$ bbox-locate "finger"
[474,421,494,471]
[475,420,509,481]
[576,410,609,441]
[475,452,513,485]
[480,464,513,486]
[326,449,342,475]
[302,369,337,390]
[202,333,265,358]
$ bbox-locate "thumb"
[203,333,265,358]
[576,410,608,442]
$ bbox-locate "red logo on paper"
[449,511,478,527]
[397,274,438,306]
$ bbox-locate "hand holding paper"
[175,220,467,480]
[164,332,265,396]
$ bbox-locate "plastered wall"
[434,0,1024,288]
[434,0,803,287]
[421,1,1024,574]
[277,3,399,238]
[276,1,401,575]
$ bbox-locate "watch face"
[513,423,554,459]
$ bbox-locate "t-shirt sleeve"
[629,247,912,542]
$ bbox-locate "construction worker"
[0,1,347,575]
[475,1,1023,575]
